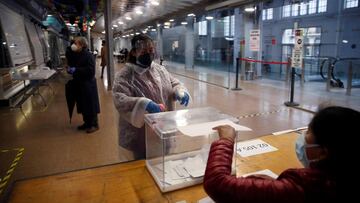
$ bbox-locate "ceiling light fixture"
[125,16,132,20]
[181,22,188,25]
[244,7,256,12]
[187,13,195,17]
[150,1,160,6]
[205,16,214,20]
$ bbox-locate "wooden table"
[8,132,302,203]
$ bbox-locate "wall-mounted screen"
[35,26,50,62]
[0,2,33,67]
[25,20,45,66]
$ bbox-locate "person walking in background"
[203,106,360,203]
[67,36,100,133]
[100,40,107,79]
[112,34,190,159]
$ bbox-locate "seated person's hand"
[175,90,190,107]
[145,101,165,113]
[67,67,76,74]
[212,125,236,142]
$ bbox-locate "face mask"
[133,65,149,75]
[71,44,78,52]
[136,53,154,68]
[295,131,319,168]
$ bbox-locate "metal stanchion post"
[232,58,242,90]
[301,58,305,87]
[346,61,353,96]
[326,58,332,91]
[284,63,299,106]
[285,57,291,84]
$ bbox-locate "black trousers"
[82,114,98,128]
[101,65,106,77]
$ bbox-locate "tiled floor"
[0,59,358,200]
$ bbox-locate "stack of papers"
[183,154,206,178]
[155,154,207,185]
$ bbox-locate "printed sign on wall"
[250,29,260,51]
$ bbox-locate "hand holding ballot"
[212,125,236,142]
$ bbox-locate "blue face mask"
[295,131,319,168]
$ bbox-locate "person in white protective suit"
[112,34,191,159]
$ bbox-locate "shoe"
[86,126,99,133]
[77,123,87,130]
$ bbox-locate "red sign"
[271,38,276,45]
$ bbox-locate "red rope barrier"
[239,58,289,65]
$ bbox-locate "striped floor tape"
[237,108,290,119]
[0,148,24,195]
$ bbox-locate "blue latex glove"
[67,67,76,74]
[145,101,162,113]
[176,91,190,107]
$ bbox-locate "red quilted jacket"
[203,139,336,203]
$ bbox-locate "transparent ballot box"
[145,107,240,192]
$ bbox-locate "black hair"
[102,40,105,45]
[127,34,153,63]
[309,106,360,174]
[131,34,153,49]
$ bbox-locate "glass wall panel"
[161,0,359,95]
[163,26,186,64]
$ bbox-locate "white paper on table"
[168,160,190,180]
[198,196,215,203]
[177,119,252,137]
[183,154,206,178]
[241,169,279,179]
[164,176,187,185]
[236,139,278,157]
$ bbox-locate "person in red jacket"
[204,106,360,203]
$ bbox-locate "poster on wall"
[249,29,260,52]
[291,29,304,68]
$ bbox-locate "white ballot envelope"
[177,119,252,137]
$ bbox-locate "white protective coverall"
[112,61,188,159]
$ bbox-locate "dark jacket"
[203,139,336,203]
[65,46,77,67]
[73,49,100,116]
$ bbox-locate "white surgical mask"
[295,131,319,168]
[133,63,150,75]
[71,44,78,52]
